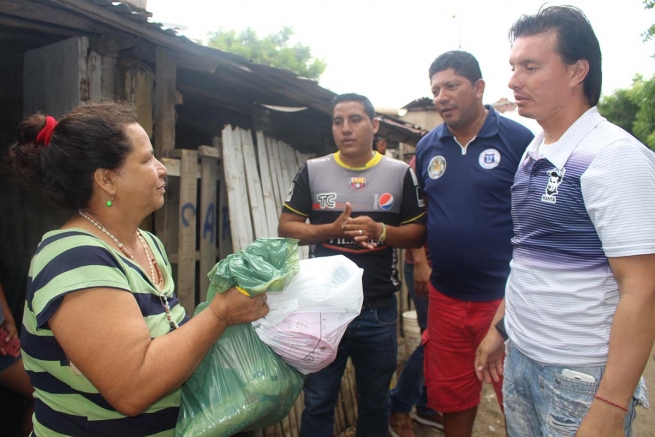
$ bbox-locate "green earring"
[106,200,113,207]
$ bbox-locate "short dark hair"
[331,93,376,121]
[428,51,482,85]
[7,102,137,210]
[509,5,602,106]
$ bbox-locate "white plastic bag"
[253,255,363,374]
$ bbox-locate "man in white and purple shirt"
[475,6,655,437]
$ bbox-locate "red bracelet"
[593,394,628,413]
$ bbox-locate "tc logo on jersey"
[350,177,366,190]
[428,155,447,179]
[541,167,566,204]
[379,193,394,210]
[478,148,501,169]
[317,192,337,209]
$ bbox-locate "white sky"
[147,0,655,111]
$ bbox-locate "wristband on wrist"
[495,317,508,341]
[378,222,387,242]
[593,395,628,413]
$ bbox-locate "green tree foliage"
[635,0,655,149]
[598,75,643,135]
[644,0,655,44]
[206,26,326,80]
[633,77,655,148]
[598,74,655,150]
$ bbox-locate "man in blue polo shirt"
[412,51,533,437]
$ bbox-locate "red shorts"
[424,284,504,413]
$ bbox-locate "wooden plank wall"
[221,125,310,258]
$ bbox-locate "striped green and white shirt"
[21,229,187,436]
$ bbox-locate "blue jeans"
[300,297,398,437]
[504,341,649,437]
[388,262,435,416]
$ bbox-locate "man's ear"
[570,59,589,87]
[371,117,380,134]
[474,78,486,99]
[93,168,116,197]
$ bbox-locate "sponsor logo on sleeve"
[416,187,425,208]
[286,182,295,202]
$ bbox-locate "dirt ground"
[410,342,655,437]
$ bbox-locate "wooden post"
[341,367,355,427]
[213,136,233,261]
[221,126,254,252]
[154,46,177,244]
[101,54,117,99]
[276,140,292,204]
[255,131,280,237]
[177,149,198,314]
[288,400,299,437]
[198,146,219,301]
[280,415,291,437]
[267,138,286,210]
[241,129,268,239]
[345,359,358,421]
[154,46,176,158]
[86,51,101,103]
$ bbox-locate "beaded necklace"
[78,210,179,329]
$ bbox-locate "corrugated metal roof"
[401,97,435,111]
[2,0,425,145]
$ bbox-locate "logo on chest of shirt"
[478,148,501,169]
[350,177,367,190]
[428,155,447,179]
[541,167,566,204]
[316,192,337,209]
[373,193,394,210]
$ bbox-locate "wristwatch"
[495,317,508,341]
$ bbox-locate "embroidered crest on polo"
[478,148,501,169]
[428,155,447,179]
[542,167,566,204]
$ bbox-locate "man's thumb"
[341,202,352,218]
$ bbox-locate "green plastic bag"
[175,303,305,437]
[207,237,300,299]
[176,238,303,437]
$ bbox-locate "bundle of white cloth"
[252,255,364,375]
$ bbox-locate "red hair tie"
[36,116,57,147]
